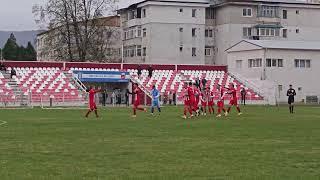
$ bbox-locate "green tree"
[25,42,37,61]
[17,46,27,61]
[3,33,19,60]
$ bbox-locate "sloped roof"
[213,0,320,6]
[119,0,209,10]
[227,40,320,51]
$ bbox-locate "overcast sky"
[0,0,136,31]
[0,0,307,31]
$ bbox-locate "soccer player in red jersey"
[187,82,195,111]
[131,83,146,118]
[193,84,201,116]
[216,84,227,117]
[207,87,215,115]
[226,84,242,116]
[85,87,103,118]
[182,82,193,119]
[200,88,208,116]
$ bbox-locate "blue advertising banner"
[73,71,130,83]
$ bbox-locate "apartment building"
[213,0,320,65]
[118,0,210,64]
[119,0,320,65]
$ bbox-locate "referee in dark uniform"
[287,84,296,114]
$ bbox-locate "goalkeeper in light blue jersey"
[150,85,161,115]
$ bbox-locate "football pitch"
[0,106,320,180]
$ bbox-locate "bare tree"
[33,0,120,62]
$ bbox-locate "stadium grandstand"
[0,61,265,107]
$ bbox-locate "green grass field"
[0,106,320,180]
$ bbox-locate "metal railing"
[228,71,265,97]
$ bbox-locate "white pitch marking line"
[0,120,7,126]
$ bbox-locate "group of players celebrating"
[182,82,242,119]
[84,81,243,119]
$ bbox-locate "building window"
[258,6,279,18]
[128,10,135,20]
[192,48,196,56]
[272,59,277,67]
[205,29,213,37]
[205,8,215,19]
[248,59,262,68]
[133,29,136,38]
[205,48,211,56]
[282,29,287,38]
[243,8,252,17]
[243,27,252,37]
[278,59,283,67]
[283,10,287,19]
[295,59,311,68]
[142,9,146,18]
[266,58,283,67]
[275,29,280,36]
[192,9,197,17]
[143,47,146,56]
[296,29,299,33]
[260,28,266,36]
[179,8,183,13]
[137,8,141,18]
[266,59,271,67]
[129,29,133,39]
[258,28,279,37]
[137,45,142,56]
[179,28,183,32]
[130,48,135,57]
[236,60,242,69]
[137,26,142,37]
[143,28,146,37]
[192,28,196,37]
[306,60,311,68]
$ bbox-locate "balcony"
[205,19,216,26]
[123,18,141,28]
[123,38,142,46]
[257,17,281,23]
[247,36,282,41]
[257,5,281,23]
[205,38,215,47]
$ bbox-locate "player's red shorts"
[201,101,207,107]
[133,101,140,107]
[195,98,200,105]
[193,100,199,109]
[189,98,195,106]
[217,101,224,108]
[89,103,97,111]
[184,100,190,106]
[208,101,214,106]
[229,99,238,106]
